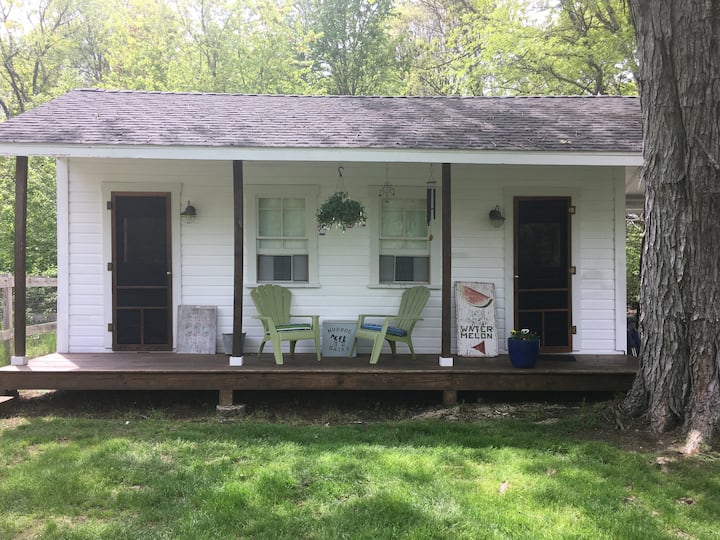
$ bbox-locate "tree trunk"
[622,1,720,453]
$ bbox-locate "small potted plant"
[316,191,367,232]
[507,329,540,368]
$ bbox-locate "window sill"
[245,282,321,289]
[367,283,440,290]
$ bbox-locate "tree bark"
[622,1,720,453]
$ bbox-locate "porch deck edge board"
[0,352,638,394]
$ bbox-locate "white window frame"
[368,186,441,288]
[245,184,319,286]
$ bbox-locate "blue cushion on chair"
[275,323,312,332]
[361,323,407,337]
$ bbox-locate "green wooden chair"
[250,284,321,365]
[351,286,431,365]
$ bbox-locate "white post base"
[10,356,28,366]
[229,356,244,366]
[439,356,454,367]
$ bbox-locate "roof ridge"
[73,88,638,100]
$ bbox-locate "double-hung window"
[257,196,309,282]
[379,198,430,283]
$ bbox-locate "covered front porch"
[0,352,638,407]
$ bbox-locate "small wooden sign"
[455,281,498,357]
[176,305,217,354]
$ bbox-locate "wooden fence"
[0,274,58,343]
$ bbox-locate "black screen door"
[513,197,572,352]
[111,193,172,350]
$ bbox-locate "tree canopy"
[0,0,638,116]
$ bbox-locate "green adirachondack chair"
[351,286,431,365]
[250,284,321,365]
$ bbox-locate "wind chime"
[426,164,437,241]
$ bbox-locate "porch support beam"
[12,156,28,365]
[441,163,453,362]
[231,160,244,360]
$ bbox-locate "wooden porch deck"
[0,352,638,406]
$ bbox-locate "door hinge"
[569,266,576,275]
[106,201,112,210]
[568,205,576,215]
[571,326,577,335]
[107,323,113,332]
[107,262,113,271]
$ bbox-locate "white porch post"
[440,163,454,382]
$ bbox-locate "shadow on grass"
[3,388,618,422]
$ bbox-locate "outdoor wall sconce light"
[489,205,505,228]
[180,200,197,224]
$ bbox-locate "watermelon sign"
[456,281,498,357]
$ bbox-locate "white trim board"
[0,143,643,167]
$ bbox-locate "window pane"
[395,257,415,281]
[259,198,282,209]
[412,256,429,282]
[258,239,283,249]
[406,208,427,237]
[258,255,274,281]
[258,255,292,281]
[283,198,306,237]
[283,239,308,250]
[380,239,403,250]
[258,255,308,282]
[259,197,282,237]
[379,255,394,282]
[381,200,404,237]
[273,256,292,280]
[381,256,429,282]
[405,240,429,250]
[292,255,309,282]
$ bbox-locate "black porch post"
[13,156,28,363]
[231,160,244,357]
[441,163,452,359]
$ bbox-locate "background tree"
[396,0,636,96]
[170,0,312,93]
[0,0,74,276]
[0,157,56,275]
[297,0,405,95]
[0,0,83,119]
[396,0,496,95]
[102,0,180,90]
[625,213,642,305]
[620,1,720,452]
[484,0,637,95]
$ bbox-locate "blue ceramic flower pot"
[507,338,540,368]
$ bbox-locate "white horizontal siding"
[61,158,624,356]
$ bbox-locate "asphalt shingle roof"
[0,89,642,153]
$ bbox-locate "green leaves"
[316,191,367,231]
[0,157,56,275]
[300,0,404,95]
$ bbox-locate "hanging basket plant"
[316,191,367,231]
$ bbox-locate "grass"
[1,394,719,540]
[0,332,56,366]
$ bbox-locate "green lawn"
[1,396,718,540]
